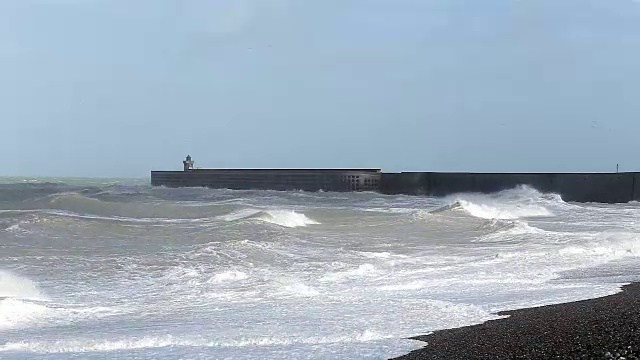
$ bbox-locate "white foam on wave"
[0,270,43,301]
[378,280,427,291]
[409,209,436,221]
[159,266,203,289]
[0,270,48,330]
[0,298,124,331]
[208,271,249,283]
[559,232,640,260]
[320,264,378,282]
[282,283,319,297]
[361,207,416,214]
[219,208,320,228]
[259,210,319,228]
[163,266,200,280]
[3,223,29,234]
[456,199,552,220]
[474,220,548,242]
[358,251,409,259]
[506,221,547,235]
[0,299,51,330]
[0,270,124,330]
[428,186,561,220]
[271,278,320,297]
[0,330,393,354]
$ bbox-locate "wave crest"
[219,209,319,228]
[430,186,559,220]
[457,199,552,220]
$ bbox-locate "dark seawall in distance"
[380,171,640,203]
[151,168,382,192]
[150,169,640,203]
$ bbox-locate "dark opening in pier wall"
[379,172,640,203]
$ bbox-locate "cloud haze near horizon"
[1,0,640,177]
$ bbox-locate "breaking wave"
[0,270,122,330]
[0,270,43,301]
[473,220,548,242]
[218,209,320,228]
[559,232,640,259]
[430,186,558,220]
[456,199,552,219]
[0,271,47,329]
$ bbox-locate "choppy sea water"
[1,178,640,359]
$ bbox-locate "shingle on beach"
[392,282,640,360]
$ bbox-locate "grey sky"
[1,0,639,177]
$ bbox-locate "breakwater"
[151,168,382,192]
[151,157,640,203]
[151,169,640,203]
[380,172,639,203]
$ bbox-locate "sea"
[1,177,640,359]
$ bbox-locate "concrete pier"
[380,172,639,203]
[151,156,640,203]
[151,168,382,192]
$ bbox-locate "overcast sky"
[1,0,640,177]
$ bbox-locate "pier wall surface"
[379,172,640,203]
[151,169,381,192]
[151,168,640,203]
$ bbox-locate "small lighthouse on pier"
[183,155,194,171]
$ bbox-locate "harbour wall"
[379,172,640,203]
[150,167,640,203]
[151,169,381,192]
